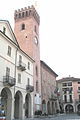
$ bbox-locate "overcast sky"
[0,0,80,79]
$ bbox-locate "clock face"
[34,37,38,45]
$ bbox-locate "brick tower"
[14,5,41,113]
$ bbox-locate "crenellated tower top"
[14,5,40,25]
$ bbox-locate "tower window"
[29,10,32,15]
[21,24,25,30]
[26,11,28,16]
[22,12,24,17]
[19,13,21,18]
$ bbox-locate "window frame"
[7,46,11,56]
[18,73,21,83]
[6,67,10,76]
[28,62,30,70]
[21,23,25,30]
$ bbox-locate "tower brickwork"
[14,5,41,112]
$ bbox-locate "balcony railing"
[26,85,34,92]
[3,76,16,86]
[63,100,73,103]
[17,62,26,71]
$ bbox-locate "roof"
[0,19,19,46]
[40,60,58,77]
[0,20,34,62]
[57,77,80,82]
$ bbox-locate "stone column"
[22,94,26,119]
[11,96,15,120]
[31,93,34,118]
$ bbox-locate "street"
[24,114,80,120]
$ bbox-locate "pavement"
[14,113,80,120]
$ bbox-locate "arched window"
[29,10,31,15]
[19,13,21,18]
[21,24,25,30]
[26,11,28,16]
[15,14,17,18]
[22,12,24,17]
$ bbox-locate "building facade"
[40,61,60,115]
[57,77,80,113]
[0,20,34,120]
[14,5,41,113]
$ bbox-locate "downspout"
[14,47,18,94]
[14,47,18,118]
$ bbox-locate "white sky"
[0,0,80,79]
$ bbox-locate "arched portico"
[1,87,12,120]
[42,100,46,114]
[65,104,74,113]
[77,104,80,111]
[25,93,31,118]
[47,101,51,115]
[14,91,23,119]
[52,102,55,114]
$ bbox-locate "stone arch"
[77,104,80,111]
[1,87,12,120]
[47,101,51,115]
[65,104,74,113]
[14,90,23,119]
[52,101,55,114]
[42,99,46,114]
[25,93,31,118]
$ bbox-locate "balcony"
[63,100,73,104]
[3,76,16,86]
[26,85,34,92]
[17,62,26,71]
[49,94,57,101]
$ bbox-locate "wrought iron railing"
[26,85,34,92]
[17,62,26,71]
[3,76,16,86]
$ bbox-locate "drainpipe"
[14,47,18,95]
[13,47,18,118]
